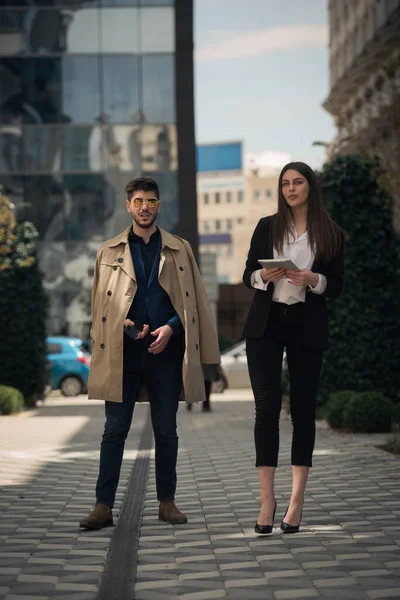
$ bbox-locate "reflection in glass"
[65,8,100,53]
[102,55,140,124]
[141,0,175,4]
[100,8,140,53]
[142,55,175,123]
[0,58,62,125]
[0,9,69,55]
[141,8,174,53]
[102,124,177,172]
[144,170,178,233]
[63,126,105,172]
[0,127,23,173]
[17,176,66,241]
[23,126,61,171]
[64,174,113,241]
[62,56,100,124]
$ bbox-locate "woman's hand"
[260,267,285,283]
[286,269,318,287]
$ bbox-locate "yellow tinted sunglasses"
[132,198,159,209]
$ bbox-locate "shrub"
[317,155,400,406]
[0,385,24,415]
[326,390,357,429]
[343,392,394,433]
[0,192,48,407]
[392,404,400,432]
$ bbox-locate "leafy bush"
[317,155,400,405]
[392,403,400,432]
[326,390,357,429]
[0,385,24,415]
[0,190,48,407]
[343,392,394,433]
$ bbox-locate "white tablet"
[258,258,300,271]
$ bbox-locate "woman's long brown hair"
[272,161,343,261]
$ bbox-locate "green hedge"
[318,155,400,405]
[343,392,394,433]
[326,390,356,429]
[0,385,24,415]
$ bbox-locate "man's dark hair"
[125,177,160,202]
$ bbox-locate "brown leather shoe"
[79,504,113,530]
[159,500,188,524]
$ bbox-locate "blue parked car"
[46,336,91,397]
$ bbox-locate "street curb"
[97,407,153,600]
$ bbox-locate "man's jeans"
[95,333,184,508]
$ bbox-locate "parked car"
[215,340,287,392]
[46,336,91,397]
[217,340,250,390]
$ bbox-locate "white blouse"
[251,231,327,305]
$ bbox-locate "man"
[80,177,220,529]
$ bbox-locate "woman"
[242,162,345,535]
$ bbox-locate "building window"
[215,192,220,204]
[203,220,210,232]
[238,217,243,225]
[226,218,232,230]
[227,245,233,257]
[238,190,244,203]
[204,193,209,204]
[226,191,232,203]
[215,219,221,231]
[266,189,272,198]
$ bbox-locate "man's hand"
[260,267,285,283]
[148,325,173,354]
[124,319,150,340]
[286,269,318,287]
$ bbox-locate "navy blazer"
[242,215,345,349]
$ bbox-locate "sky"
[194,0,335,169]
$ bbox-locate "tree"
[317,155,400,405]
[0,186,48,406]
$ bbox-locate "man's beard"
[133,213,157,229]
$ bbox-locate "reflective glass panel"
[102,124,177,171]
[141,0,175,5]
[102,55,140,124]
[63,126,105,172]
[64,174,110,240]
[0,58,62,124]
[65,8,100,53]
[142,55,175,123]
[0,9,69,54]
[16,176,65,241]
[23,126,62,171]
[99,8,140,53]
[0,128,23,173]
[143,170,178,232]
[62,56,100,123]
[141,8,174,53]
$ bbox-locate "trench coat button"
[186,291,189,297]
[107,290,112,296]
[179,266,184,271]
[192,317,195,323]
[196,343,199,350]
[102,316,106,322]
[118,258,123,263]
[113,266,118,271]
[100,343,105,349]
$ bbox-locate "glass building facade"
[0,0,196,337]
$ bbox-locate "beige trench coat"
[88,226,220,404]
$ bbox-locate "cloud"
[196,24,328,61]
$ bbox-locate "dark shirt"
[128,227,182,335]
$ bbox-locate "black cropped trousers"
[246,301,324,468]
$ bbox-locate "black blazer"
[242,215,345,349]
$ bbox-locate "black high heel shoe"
[280,506,302,534]
[255,500,277,535]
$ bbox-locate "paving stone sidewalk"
[136,397,400,600]
[0,396,148,600]
[0,394,399,600]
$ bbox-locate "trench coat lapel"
[108,226,136,282]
